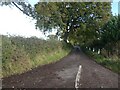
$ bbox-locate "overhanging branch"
[12,2,29,16]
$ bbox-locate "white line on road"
[75,65,82,89]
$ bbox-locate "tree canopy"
[34,2,111,45]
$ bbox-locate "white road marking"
[75,65,82,89]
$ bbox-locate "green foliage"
[100,15,120,57]
[84,50,120,73]
[81,15,120,73]
[34,2,111,44]
[47,35,58,41]
[1,2,119,75]
[85,15,120,58]
[2,35,70,77]
[34,2,119,73]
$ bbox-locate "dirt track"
[2,48,118,88]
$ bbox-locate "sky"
[0,0,119,38]
[0,6,47,39]
[111,0,119,15]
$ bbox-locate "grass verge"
[83,50,120,74]
[2,35,71,78]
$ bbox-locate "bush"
[2,35,70,77]
[83,48,120,73]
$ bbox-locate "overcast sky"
[0,0,119,38]
[0,6,47,39]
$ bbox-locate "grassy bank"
[83,49,120,74]
[1,35,70,78]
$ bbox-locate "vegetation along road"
[1,1,119,89]
[2,48,118,88]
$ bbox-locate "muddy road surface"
[2,48,118,88]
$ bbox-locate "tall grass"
[1,35,70,78]
[83,49,120,74]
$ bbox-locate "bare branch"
[12,2,29,16]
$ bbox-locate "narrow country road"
[2,48,118,88]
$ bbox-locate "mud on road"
[2,49,118,88]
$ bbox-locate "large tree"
[34,2,111,45]
[1,1,112,46]
[100,15,120,57]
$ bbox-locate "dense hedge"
[1,35,70,77]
